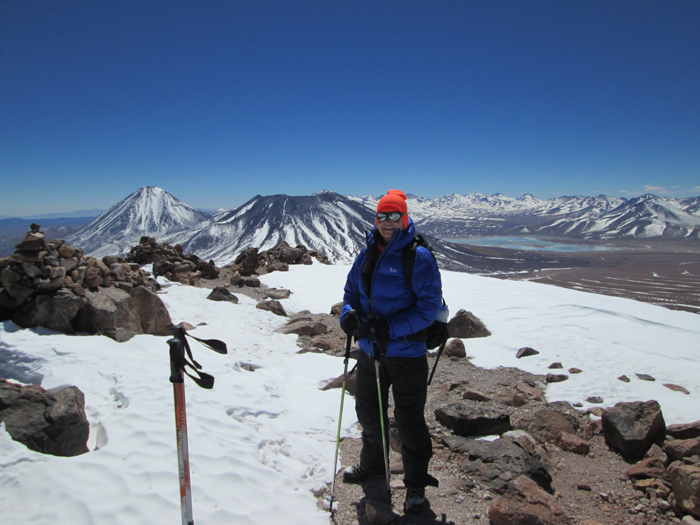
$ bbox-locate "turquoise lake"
[443,236,618,252]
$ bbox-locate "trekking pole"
[328,328,354,514]
[367,317,392,501]
[427,340,447,386]
[374,355,392,499]
[169,336,195,525]
[168,326,227,525]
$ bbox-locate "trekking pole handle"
[169,337,185,384]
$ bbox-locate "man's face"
[376,212,403,243]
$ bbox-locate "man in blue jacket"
[340,189,442,513]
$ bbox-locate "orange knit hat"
[376,190,409,229]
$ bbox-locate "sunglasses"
[376,212,404,222]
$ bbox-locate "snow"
[2,264,700,524]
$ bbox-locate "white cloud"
[643,185,668,194]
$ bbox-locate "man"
[340,189,442,513]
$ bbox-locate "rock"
[555,432,590,455]
[278,319,328,336]
[330,302,344,316]
[514,408,577,443]
[645,443,668,464]
[502,430,537,452]
[664,438,700,462]
[636,373,656,381]
[664,383,690,395]
[626,457,667,479]
[256,300,287,317]
[667,420,700,441]
[444,338,466,358]
[601,400,666,462]
[463,389,492,402]
[15,231,49,252]
[242,276,261,287]
[586,396,604,404]
[546,374,568,383]
[445,437,553,494]
[263,288,291,300]
[129,286,172,336]
[322,368,357,396]
[548,362,563,369]
[447,309,491,338]
[668,461,700,519]
[72,286,143,342]
[494,391,530,407]
[515,382,546,403]
[0,380,89,457]
[278,247,305,264]
[234,247,259,275]
[488,475,570,524]
[196,260,219,279]
[434,403,512,437]
[516,347,539,358]
[1,266,35,304]
[206,287,239,303]
[12,289,85,333]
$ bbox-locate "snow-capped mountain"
[66,187,212,257]
[67,188,700,266]
[535,194,700,239]
[172,190,375,265]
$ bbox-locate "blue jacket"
[341,219,443,358]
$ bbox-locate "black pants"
[355,350,436,488]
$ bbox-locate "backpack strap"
[402,233,436,294]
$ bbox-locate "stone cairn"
[231,241,329,277]
[125,236,220,286]
[0,225,169,341]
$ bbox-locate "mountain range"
[5,186,698,266]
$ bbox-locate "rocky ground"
[198,256,698,525]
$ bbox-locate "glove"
[340,309,358,336]
[368,317,390,358]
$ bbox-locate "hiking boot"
[404,486,427,513]
[342,463,385,483]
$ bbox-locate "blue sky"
[1,1,699,217]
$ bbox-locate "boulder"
[278,319,328,336]
[516,347,539,358]
[256,300,287,317]
[435,403,512,437]
[129,286,172,335]
[513,408,577,444]
[447,309,491,338]
[1,266,35,305]
[488,475,571,525]
[0,380,89,457]
[667,420,700,441]
[322,368,358,396]
[664,438,700,462]
[444,338,466,358]
[555,432,590,455]
[234,248,259,275]
[206,287,239,303]
[626,457,667,479]
[668,461,700,519]
[72,286,143,342]
[445,436,553,495]
[601,400,666,461]
[12,289,85,333]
